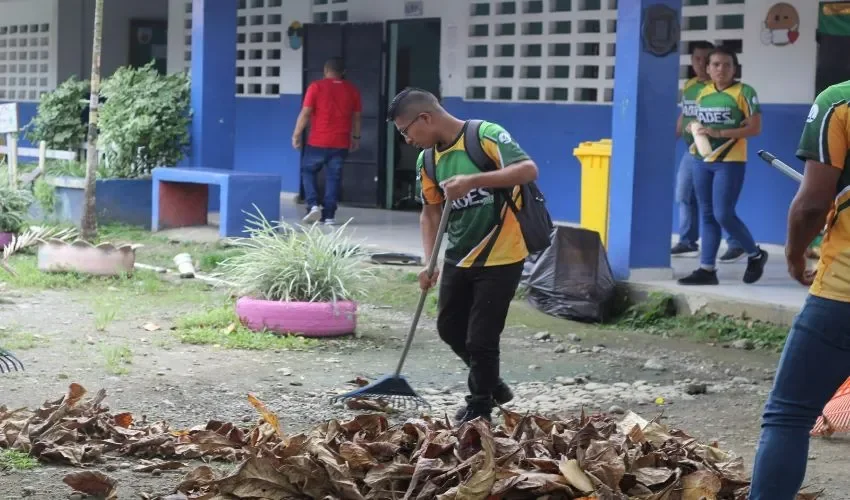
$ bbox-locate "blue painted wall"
[230,96,807,246]
[233,94,301,195]
[0,102,39,148]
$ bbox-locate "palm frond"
[1,225,78,276]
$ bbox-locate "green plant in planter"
[215,211,375,303]
[0,179,33,234]
[25,76,90,151]
[99,62,191,179]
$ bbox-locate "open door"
[301,22,385,208]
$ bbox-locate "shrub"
[99,62,191,178]
[215,210,374,303]
[25,76,89,151]
[0,179,33,233]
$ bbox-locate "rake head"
[0,349,23,373]
[330,374,431,410]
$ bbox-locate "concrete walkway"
[158,200,808,326]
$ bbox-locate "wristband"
[352,135,360,139]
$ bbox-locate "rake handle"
[393,199,452,377]
[758,149,803,184]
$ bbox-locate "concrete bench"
[151,167,281,238]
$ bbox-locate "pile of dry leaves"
[0,383,822,499]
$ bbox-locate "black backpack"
[422,120,554,254]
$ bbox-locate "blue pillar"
[608,0,682,280]
[189,0,237,170]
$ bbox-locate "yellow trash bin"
[572,139,612,247]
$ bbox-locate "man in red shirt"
[291,57,362,225]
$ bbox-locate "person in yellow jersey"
[386,87,539,424]
[672,41,744,260]
[748,80,850,499]
[678,46,768,286]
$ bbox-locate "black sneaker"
[454,381,513,421]
[459,408,492,424]
[719,247,747,263]
[743,248,769,284]
[677,268,719,285]
[671,242,699,257]
[458,396,493,424]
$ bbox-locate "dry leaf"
[63,470,118,499]
[142,323,161,332]
[1,383,763,499]
[558,458,594,493]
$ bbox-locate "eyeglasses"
[398,114,424,138]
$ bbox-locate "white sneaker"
[324,218,336,226]
[303,206,321,223]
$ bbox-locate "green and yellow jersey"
[680,76,709,146]
[417,121,529,268]
[690,82,761,162]
[796,80,850,303]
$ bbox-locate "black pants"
[437,260,524,409]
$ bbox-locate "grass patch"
[174,304,320,351]
[197,248,244,272]
[0,330,47,350]
[0,449,39,471]
[614,292,789,350]
[101,345,133,375]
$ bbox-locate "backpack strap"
[463,120,498,173]
[423,147,437,186]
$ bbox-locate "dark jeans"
[750,295,850,499]
[675,152,740,249]
[436,261,524,409]
[692,158,758,267]
[301,145,348,220]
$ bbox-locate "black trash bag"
[521,225,616,323]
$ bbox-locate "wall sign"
[287,21,303,50]
[761,2,800,46]
[405,1,424,17]
[641,4,680,57]
[0,103,18,135]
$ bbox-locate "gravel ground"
[0,284,845,499]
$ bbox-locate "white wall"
[742,0,817,105]
[0,0,58,101]
[165,0,824,106]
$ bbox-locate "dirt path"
[0,277,844,498]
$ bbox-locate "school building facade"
[0,0,838,278]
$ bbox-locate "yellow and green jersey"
[690,82,760,162]
[796,80,850,303]
[417,121,529,268]
[680,77,709,146]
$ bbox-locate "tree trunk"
[80,0,104,241]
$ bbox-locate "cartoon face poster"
[761,2,800,46]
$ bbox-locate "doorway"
[129,19,168,74]
[816,2,850,95]
[384,18,441,211]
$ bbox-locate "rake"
[0,348,23,373]
[331,199,452,410]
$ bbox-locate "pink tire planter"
[0,232,14,249]
[235,297,358,338]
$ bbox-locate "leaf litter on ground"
[0,382,823,499]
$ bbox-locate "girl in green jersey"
[678,46,768,286]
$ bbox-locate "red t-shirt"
[303,78,362,149]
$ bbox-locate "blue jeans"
[301,146,348,219]
[676,153,740,249]
[692,158,757,267]
[750,295,850,499]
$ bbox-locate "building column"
[189,0,237,170]
[607,0,682,280]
